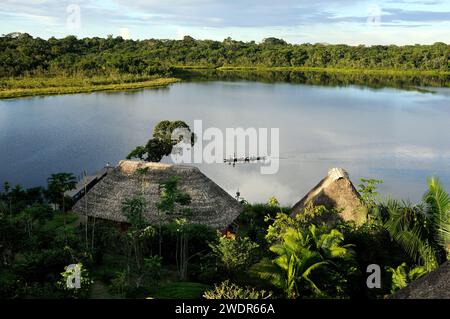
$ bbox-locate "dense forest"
[0,33,449,78]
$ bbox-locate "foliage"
[156,176,192,213]
[267,196,280,208]
[265,204,344,244]
[386,263,428,293]
[147,282,209,299]
[358,178,384,210]
[209,233,259,275]
[235,202,286,245]
[0,33,448,79]
[381,177,450,271]
[423,177,450,257]
[56,263,93,299]
[122,196,148,230]
[254,223,357,298]
[143,256,163,286]
[341,222,409,298]
[155,175,192,260]
[0,76,179,99]
[168,218,191,280]
[127,120,194,163]
[110,270,128,298]
[46,173,77,210]
[1,167,448,299]
[203,280,272,299]
[121,196,155,271]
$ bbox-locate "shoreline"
[0,77,181,100]
[199,66,450,76]
[1,65,449,100]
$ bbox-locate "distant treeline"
[1,32,449,77]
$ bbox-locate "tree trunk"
[91,216,96,250]
[62,193,67,242]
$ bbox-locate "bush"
[110,270,128,298]
[56,263,93,299]
[209,233,259,275]
[203,280,272,299]
[143,255,163,285]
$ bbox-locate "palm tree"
[424,177,450,256]
[383,177,450,271]
[47,173,77,240]
[255,225,354,298]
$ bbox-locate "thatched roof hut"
[291,168,366,224]
[390,261,450,299]
[72,160,242,229]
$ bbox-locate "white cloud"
[0,0,449,44]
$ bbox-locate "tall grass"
[0,76,180,99]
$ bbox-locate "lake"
[1,76,450,205]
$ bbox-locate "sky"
[1,0,450,45]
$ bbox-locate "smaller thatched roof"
[72,160,242,229]
[390,261,450,299]
[291,168,366,224]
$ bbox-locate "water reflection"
[0,80,449,205]
[176,68,450,91]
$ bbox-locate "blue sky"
[1,0,449,45]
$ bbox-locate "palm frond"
[423,177,450,255]
[392,226,438,271]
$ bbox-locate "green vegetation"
[127,120,194,163]
[386,263,427,293]
[380,177,450,271]
[1,33,448,77]
[203,280,272,299]
[209,233,260,277]
[216,66,450,76]
[147,282,210,299]
[56,263,94,299]
[1,119,449,299]
[0,33,449,98]
[1,171,449,299]
[0,77,180,99]
[254,210,358,299]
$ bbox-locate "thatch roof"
[72,160,242,229]
[291,168,366,224]
[390,261,450,299]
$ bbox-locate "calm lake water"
[1,79,450,205]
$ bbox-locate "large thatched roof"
[72,160,242,229]
[291,168,366,224]
[390,261,450,299]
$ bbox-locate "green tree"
[127,120,194,162]
[424,177,450,257]
[46,173,77,240]
[255,223,356,298]
[358,178,384,210]
[382,177,450,271]
[155,176,191,256]
[122,196,155,271]
[209,233,259,276]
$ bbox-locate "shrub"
[209,233,259,274]
[386,263,427,293]
[203,280,272,299]
[143,255,163,285]
[56,263,93,299]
